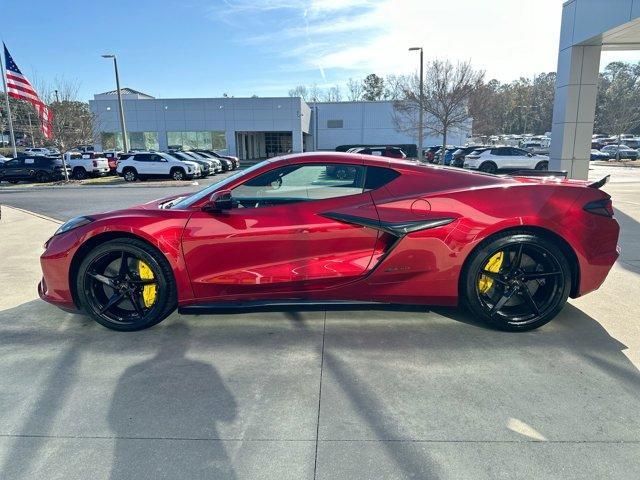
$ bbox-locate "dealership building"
[89,89,470,162]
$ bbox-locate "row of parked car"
[0,147,240,184]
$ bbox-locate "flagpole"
[0,49,17,158]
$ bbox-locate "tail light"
[583,198,614,217]
[93,160,98,167]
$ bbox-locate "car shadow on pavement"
[1,299,640,479]
[613,207,640,276]
[0,309,238,479]
[107,322,237,480]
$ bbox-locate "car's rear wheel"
[462,232,571,331]
[122,168,137,182]
[73,167,87,180]
[479,161,497,174]
[76,239,177,331]
[36,171,51,183]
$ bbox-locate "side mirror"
[203,189,233,212]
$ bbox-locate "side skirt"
[178,300,428,315]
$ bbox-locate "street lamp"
[54,89,70,181]
[409,47,424,161]
[101,54,129,152]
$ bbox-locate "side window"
[24,158,35,165]
[490,148,502,156]
[232,164,366,206]
[134,154,150,162]
[5,159,21,167]
[364,166,400,191]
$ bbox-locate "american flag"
[4,43,53,139]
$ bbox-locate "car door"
[0,158,24,180]
[181,161,382,300]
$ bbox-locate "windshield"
[170,161,268,209]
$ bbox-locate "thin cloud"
[209,0,566,91]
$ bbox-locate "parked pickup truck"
[64,152,110,179]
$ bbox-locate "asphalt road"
[0,164,638,222]
[0,174,232,221]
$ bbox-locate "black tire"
[35,171,51,183]
[479,162,498,174]
[535,161,549,171]
[122,168,137,182]
[171,168,186,181]
[73,167,87,180]
[461,232,572,331]
[76,238,177,331]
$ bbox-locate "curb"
[0,204,63,224]
[0,180,200,191]
[593,161,640,168]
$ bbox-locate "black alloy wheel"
[463,232,571,331]
[77,239,176,331]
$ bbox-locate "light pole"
[54,89,70,181]
[409,47,424,161]
[102,54,129,152]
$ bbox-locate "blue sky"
[3,0,639,101]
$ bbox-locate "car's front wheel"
[462,232,572,331]
[171,168,186,181]
[76,238,177,331]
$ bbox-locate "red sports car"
[39,152,619,332]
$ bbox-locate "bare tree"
[394,60,483,156]
[308,84,322,102]
[322,85,342,102]
[346,78,363,101]
[383,75,407,100]
[288,85,309,101]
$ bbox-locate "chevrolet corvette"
[39,152,619,332]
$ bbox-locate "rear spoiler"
[588,175,610,189]
[505,170,568,179]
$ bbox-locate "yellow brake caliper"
[478,251,504,294]
[138,260,157,308]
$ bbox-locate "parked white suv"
[464,146,549,174]
[116,152,201,182]
[23,147,51,156]
[64,152,110,179]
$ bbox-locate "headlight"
[54,216,93,236]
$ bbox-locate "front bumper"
[39,230,81,312]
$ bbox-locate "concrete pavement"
[1,176,640,479]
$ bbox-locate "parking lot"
[1,164,640,479]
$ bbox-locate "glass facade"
[167,131,227,150]
[101,132,158,151]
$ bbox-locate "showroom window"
[167,131,227,150]
[101,132,158,151]
[327,119,344,128]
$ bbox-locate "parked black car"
[0,157,71,183]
